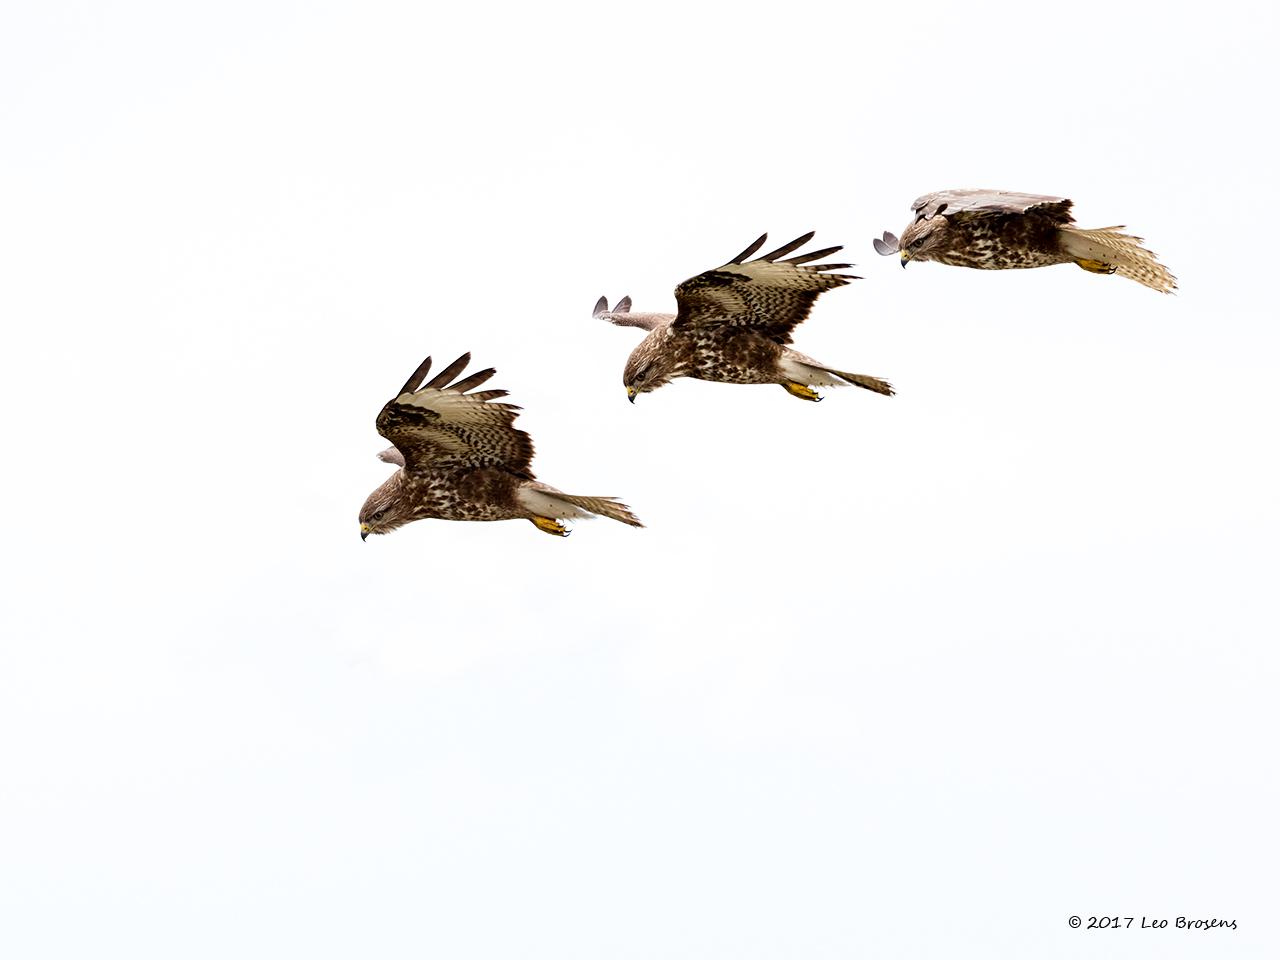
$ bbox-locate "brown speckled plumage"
[595,233,894,401]
[359,354,641,538]
[876,189,1176,292]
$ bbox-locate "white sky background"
[1,0,1277,956]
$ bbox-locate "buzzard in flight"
[595,232,894,402]
[359,353,642,538]
[874,190,1176,293]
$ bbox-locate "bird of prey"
[874,189,1177,293]
[594,232,894,402]
[359,353,642,538]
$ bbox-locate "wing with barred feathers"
[375,353,535,478]
[671,232,856,345]
[911,189,1075,224]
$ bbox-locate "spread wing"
[872,231,901,256]
[375,353,535,478]
[671,232,856,345]
[911,189,1075,224]
[593,295,667,331]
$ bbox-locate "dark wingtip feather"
[450,367,497,393]
[615,295,632,312]
[424,353,472,390]
[784,244,842,264]
[729,233,768,265]
[761,231,816,262]
[592,295,609,317]
[397,355,434,396]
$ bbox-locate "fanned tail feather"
[554,493,644,527]
[780,354,895,397]
[1059,226,1177,293]
[829,368,895,396]
[517,482,644,527]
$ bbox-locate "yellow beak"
[900,251,911,268]
[626,386,638,403]
[360,523,371,541]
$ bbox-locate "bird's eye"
[371,510,386,522]
[909,237,926,250]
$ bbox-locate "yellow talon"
[531,516,569,537]
[782,382,822,402]
[1075,258,1117,275]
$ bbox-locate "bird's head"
[622,340,679,403]
[897,216,949,266]
[358,475,413,540]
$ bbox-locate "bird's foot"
[782,382,822,402]
[1075,258,1117,275]
[531,516,570,537]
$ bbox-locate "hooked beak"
[360,523,370,541]
[900,252,910,269]
[626,386,637,404]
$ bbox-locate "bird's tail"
[517,482,644,528]
[1058,225,1177,293]
[826,368,895,396]
[779,354,895,397]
